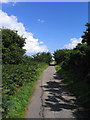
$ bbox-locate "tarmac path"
[25,64,78,118]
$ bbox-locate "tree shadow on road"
[41,72,89,119]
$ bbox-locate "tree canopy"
[2,28,26,64]
[32,52,52,64]
[81,23,90,46]
[53,23,90,82]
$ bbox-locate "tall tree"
[2,28,26,64]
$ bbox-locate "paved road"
[25,65,78,118]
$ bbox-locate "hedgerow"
[2,28,52,118]
[2,62,48,118]
[53,23,90,107]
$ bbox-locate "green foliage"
[2,28,26,64]
[53,23,90,81]
[22,55,33,65]
[55,65,90,108]
[54,23,90,108]
[53,49,72,64]
[81,23,90,46]
[2,28,51,118]
[54,44,89,80]
[2,62,48,118]
[32,52,52,64]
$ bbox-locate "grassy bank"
[55,64,90,108]
[2,63,48,118]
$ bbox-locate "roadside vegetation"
[54,23,90,109]
[2,28,52,118]
[2,23,90,118]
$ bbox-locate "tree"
[81,23,90,77]
[2,28,26,64]
[53,49,71,64]
[81,23,90,46]
[32,52,52,64]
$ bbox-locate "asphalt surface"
[25,64,78,118]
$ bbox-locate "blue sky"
[0,2,88,55]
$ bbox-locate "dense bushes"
[62,44,88,76]
[53,49,72,64]
[32,52,52,64]
[54,45,89,81]
[2,28,52,65]
[2,28,52,118]
[2,62,48,118]
[54,23,90,107]
[54,23,90,81]
[2,28,26,64]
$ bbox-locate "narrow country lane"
[25,64,78,118]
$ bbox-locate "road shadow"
[49,63,56,66]
[41,72,89,119]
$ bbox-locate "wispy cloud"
[0,0,11,3]
[0,10,48,53]
[1,0,89,3]
[64,38,82,49]
[0,0,16,6]
[38,19,45,23]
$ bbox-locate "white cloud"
[0,10,48,53]
[64,38,82,49]
[0,0,16,6]
[0,0,11,3]
[0,0,89,3]
[38,18,45,23]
